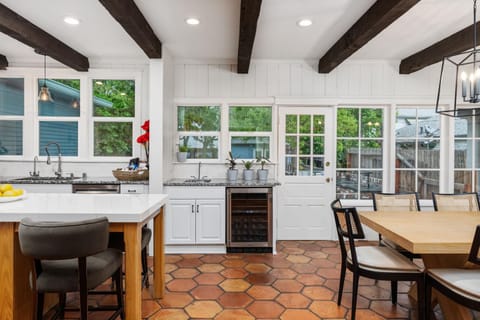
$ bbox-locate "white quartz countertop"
[0,193,168,223]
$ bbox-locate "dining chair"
[372,192,421,259]
[426,224,480,318]
[331,199,425,320]
[18,217,124,320]
[432,192,480,211]
[109,225,152,287]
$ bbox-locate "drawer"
[165,186,225,199]
[120,184,147,194]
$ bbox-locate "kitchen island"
[0,192,168,320]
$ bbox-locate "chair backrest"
[331,199,364,266]
[372,192,420,212]
[432,192,480,212]
[19,217,109,260]
[469,225,480,265]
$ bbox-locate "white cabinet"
[165,187,225,245]
[20,184,72,193]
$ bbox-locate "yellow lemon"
[0,184,13,193]
[2,190,16,197]
[13,189,24,196]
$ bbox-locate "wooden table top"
[359,211,480,254]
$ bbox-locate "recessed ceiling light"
[64,16,80,25]
[185,17,200,26]
[297,19,312,28]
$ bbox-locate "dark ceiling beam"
[318,0,420,73]
[99,0,162,58]
[0,54,7,70]
[0,3,89,71]
[400,22,480,74]
[237,0,262,74]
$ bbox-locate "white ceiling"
[0,0,476,68]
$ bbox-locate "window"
[177,106,220,160]
[0,78,24,155]
[336,107,384,200]
[229,106,272,159]
[38,79,80,156]
[92,79,135,157]
[454,116,480,192]
[395,108,440,199]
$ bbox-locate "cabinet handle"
[127,189,136,193]
[196,204,199,213]
[191,205,194,213]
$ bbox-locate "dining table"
[0,192,168,320]
[359,210,480,320]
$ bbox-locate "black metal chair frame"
[426,225,480,318]
[19,217,124,320]
[331,199,426,320]
[431,192,480,211]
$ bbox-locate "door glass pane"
[396,140,415,168]
[231,136,269,159]
[93,80,135,117]
[476,141,480,167]
[476,171,480,191]
[179,135,218,159]
[396,109,417,138]
[285,136,297,155]
[299,115,311,134]
[93,122,132,157]
[0,78,24,115]
[313,157,324,176]
[417,140,440,168]
[336,171,358,199]
[299,136,311,155]
[39,121,78,156]
[38,79,80,117]
[395,170,415,193]
[178,106,220,131]
[285,157,297,176]
[361,109,383,138]
[0,120,22,155]
[299,157,311,176]
[418,171,439,199]
[313,136,324,155]
[313,115,324,134]
[454,171,473,193]
[286,115,297,133]
[360,171,382,196]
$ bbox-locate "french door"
[277,106,335,239]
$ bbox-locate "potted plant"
[226,151,238,181]
[176,144,188,162]
[242,160,255,181]
[256,156,271,180]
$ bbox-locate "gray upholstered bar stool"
[18,217,124,320]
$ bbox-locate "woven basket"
[112,169,149,181]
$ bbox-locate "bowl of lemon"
[0,184,26,203]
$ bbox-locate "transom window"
[336,107,384,200]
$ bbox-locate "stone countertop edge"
[164,178,281,187]
[0,176,149,185]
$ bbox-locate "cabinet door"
[166,199,196,244]
[196,199,225,244]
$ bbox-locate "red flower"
[136,132,149,144]
[141,120,150,132]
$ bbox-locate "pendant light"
[38,54,53,102]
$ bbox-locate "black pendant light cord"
[474,0,477,71]
[43,54,46,87]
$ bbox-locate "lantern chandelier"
[436,0,480,117]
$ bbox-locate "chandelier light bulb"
[461,71,468,81]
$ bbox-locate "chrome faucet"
[189,161,208,181]
[45,142,62,178]
[29,155,40,177]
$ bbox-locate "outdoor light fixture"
[38,54,53,102]
[436,0,480,117]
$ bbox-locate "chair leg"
[36,292,44,320]
[391,280,398,304]
[351,273,360,320]
[58,293,66,319]
[114,268,125,320]
[424,277,431,320]
[142,247,149,288]
[337,259,346,305]
[79,258,88,320]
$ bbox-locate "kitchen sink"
[14,176,81,181]
[183,178,212,183]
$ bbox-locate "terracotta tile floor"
[60,240,449,319]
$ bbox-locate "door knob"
[326,177,331,183]
[325,161,330,167]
